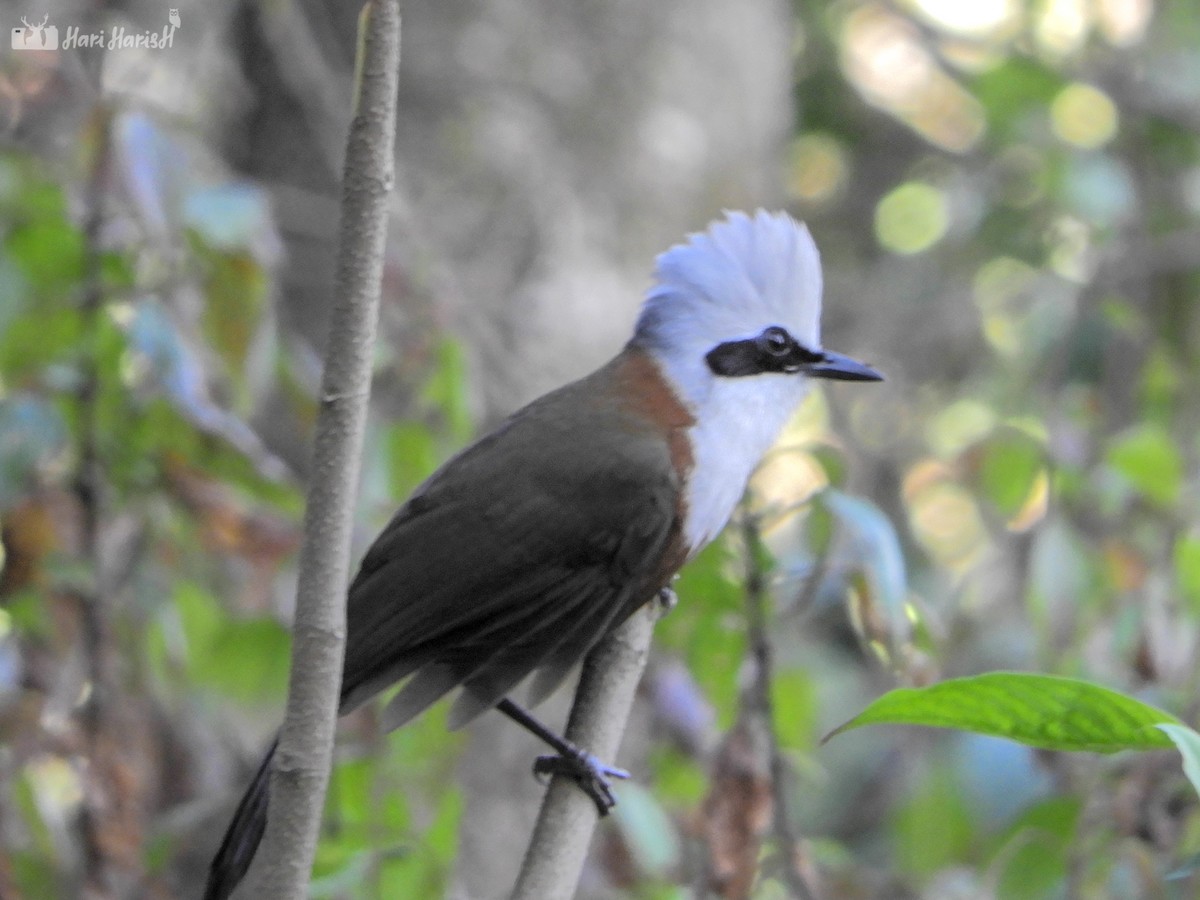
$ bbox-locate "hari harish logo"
[12,10,180,51]
[11,15,58,49]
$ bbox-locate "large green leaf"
[826,672,1179,752]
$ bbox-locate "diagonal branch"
[510,602,662,900]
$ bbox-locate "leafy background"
[2,0,1200,898]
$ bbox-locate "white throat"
[657,356,812,553]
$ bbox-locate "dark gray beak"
[805,349,884,382]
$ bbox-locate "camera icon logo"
[12,14,59,50]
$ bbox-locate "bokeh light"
[1036,0,1090,55]
[1096,0,1154,45]
[875,181,949,254]
[786,133,848,205]
[903,460,988,570]
[1051,82,1119,148]
[909,0,1019,38]
[841,4,986,153]
[928,400,997,459]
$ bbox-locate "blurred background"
[1,0,1198,897]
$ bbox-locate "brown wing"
[338,378,683,731]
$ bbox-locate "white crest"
[634,209,823,362]
[633,210,828,551]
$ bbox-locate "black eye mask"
[705,325,823,377]
[706,325,885,382]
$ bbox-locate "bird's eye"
[759,326,792,356]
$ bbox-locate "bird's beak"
[804,349,884,382]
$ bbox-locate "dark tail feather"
[204,738,278,900]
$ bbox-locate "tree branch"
[76,94,119,900]
[247,2,401,897]
[742,518,819,900]
[510,602,661,900]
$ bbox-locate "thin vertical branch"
[741,516,818,900]
[510,602,661,900]
[247,2,401,897]
[75,97,119,899]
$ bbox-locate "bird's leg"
[495,697,629,816]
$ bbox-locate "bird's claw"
[533,749,630,816]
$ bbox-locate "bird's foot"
[533,747,630,816]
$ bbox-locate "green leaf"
[0,305,84,378]
[316,753,415,890]
[12,769,56,861]
[386,421,439,500]
[7,217,86,297]
[893,762,974,879]
[970,58,1064,140]
[826,672,1180,752]
[329,756,382,831]
[169,582,290,705]
[423,782,462,859]
[970,427,1046,521]
[11,850,61,900]
[192,619,291,704]
[173,581,224,653]
[375,788,460,897]
[1156,724,1200,802]
[772,668,818,750]
[1173,534,1200,616]
[664,538,744,726]
[422,338,472,444]
[648,747,708,806]
[310,847,374,898]
[1105,423,1183,507]
[993,797,1080,900]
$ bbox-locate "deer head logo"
[19,15,49,46]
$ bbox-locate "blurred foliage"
[0,1,1199,898]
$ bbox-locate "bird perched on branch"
[204,210,882,899]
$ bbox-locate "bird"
[204,209,882,899]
